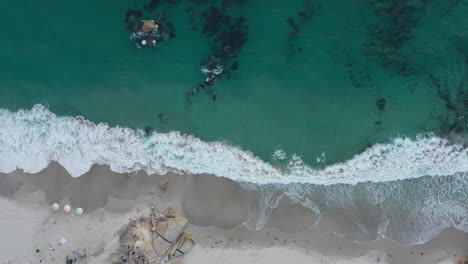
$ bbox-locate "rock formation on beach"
[108,207,195,264]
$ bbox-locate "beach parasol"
[52,203,60,211]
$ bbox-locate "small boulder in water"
[158,113,168,121]
[140,20,158,33]
[376,97,386,111]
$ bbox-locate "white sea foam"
[0,104,467,185]
[272,149,287,160]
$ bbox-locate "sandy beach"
[0,163,466,264]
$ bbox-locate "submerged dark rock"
[287,18,300,38]
[144,126,154,136]
[125,0,178,45]
[158,113,168,121]
[376,98,386,111]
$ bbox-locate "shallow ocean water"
[1,0,466,164]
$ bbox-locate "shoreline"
[1,104,467,186]
[0,163,467,263]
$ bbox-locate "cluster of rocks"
[130,20,171,48]
[123,1,249,103]
[185,4,248,105]
[108,207,195,264]
[200,56,224,85]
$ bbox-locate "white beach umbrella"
[52,203,60,211]
[64,204,72,213]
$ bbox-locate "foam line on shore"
[0,104,466,185]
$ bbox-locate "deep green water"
[0,0,467,164]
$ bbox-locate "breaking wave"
[1,105,468,245]
[0,105,466,185]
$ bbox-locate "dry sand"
[0,162,467,264]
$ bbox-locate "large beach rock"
[140,20,157,33]
[119,220,142,246]
[106,252,122,263]
[155,220,169,236]
[159,182,169,191]
[164,216,188,243]
[177,233,195,254]
[112,207,195,263]
[136,216,153,243]
[152,234,172,256]
[165,232,195,258]
[164,207,176,218]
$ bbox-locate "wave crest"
[0,104,467,185]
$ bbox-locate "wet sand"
[0,162,467,263]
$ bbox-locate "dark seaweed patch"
[287,18,301,39]
[185,3,249,105]
[286,0,319,39]
[155,11,177,39]
[222,0,248,8]
[426,69,468,135]
[201,7,224,36]
[376,97,386,111]
[299,0,317,22]
[144,0,181,11]
[124,9,143,31]
[188,0,212,3]
[346,59,373,90]
[185,6,198,31]
[364,0,428,75]
[286,0,321,57]
[230,61,239,71]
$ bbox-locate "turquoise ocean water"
[0,0,467,245]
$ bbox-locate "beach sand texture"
[0,163,466,264]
